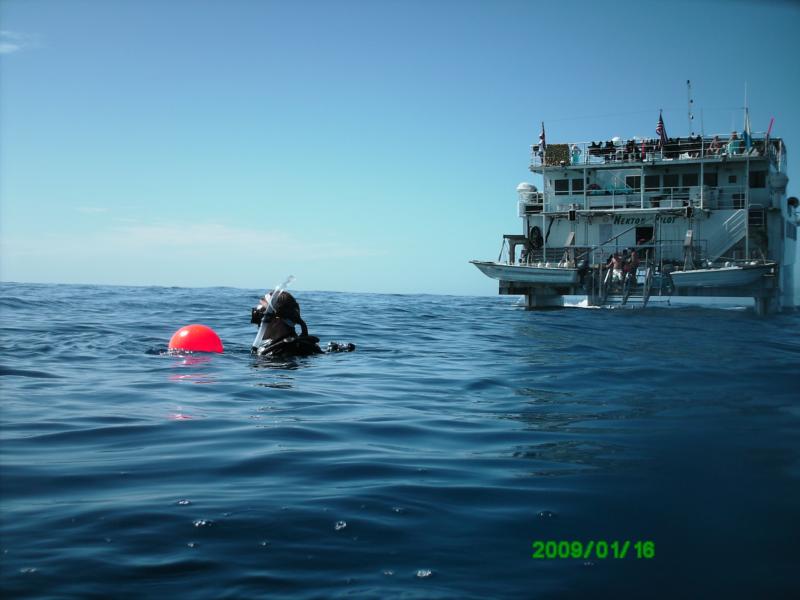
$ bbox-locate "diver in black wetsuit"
[250,291,354,357]
[250,291,320,357]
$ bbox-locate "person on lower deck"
[623,248,640,285]
[610,252,623,284]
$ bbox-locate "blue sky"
[1,0,798,295]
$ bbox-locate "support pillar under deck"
[525,288,562,309]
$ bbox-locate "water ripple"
[1,282,798,598]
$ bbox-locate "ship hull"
[559,294,756,310]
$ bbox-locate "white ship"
[472,114,798,315]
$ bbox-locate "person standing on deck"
[727,131,743,155]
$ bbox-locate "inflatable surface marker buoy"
[168,324,224,353]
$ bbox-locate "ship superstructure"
[472,127,798,314]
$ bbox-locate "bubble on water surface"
[193,519,214,528]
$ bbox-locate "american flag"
[539,121,546,152]
[656,112,668,148]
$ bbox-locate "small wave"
[0,366,62,379]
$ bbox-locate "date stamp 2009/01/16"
[532,540,655,560]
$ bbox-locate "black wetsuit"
[255,293,322,356]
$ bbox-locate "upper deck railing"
[530,134,785,170]
[518,184,752,214]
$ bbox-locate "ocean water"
[1,282,798,599]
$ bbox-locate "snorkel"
[251,275,295,351]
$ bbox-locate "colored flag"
[764,117,774,150]
[656,111,668,148]
[539,121,546,153]
[743,108,752,151]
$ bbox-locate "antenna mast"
[744,81,750,260]
[687,79,694,136]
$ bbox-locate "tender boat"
[670,261,776,288]
[469,260,579,285]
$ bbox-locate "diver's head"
[270,291,301,321]
[255,291,309,337]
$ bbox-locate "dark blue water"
[1,282,799,598]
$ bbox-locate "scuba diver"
[250,287,354,358]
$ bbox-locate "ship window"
[572,178,584,192]
[749,171,766,188]
[663,173,679,190]
[728,174,737,184]
[682,173,698,187]
[644,175,660,191]
[554,179,569,195]
[625,176,641,191]
[703,172,718,187]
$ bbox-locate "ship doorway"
[635,226,654,246]
[528,226,544,262]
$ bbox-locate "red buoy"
[168,324,224,353]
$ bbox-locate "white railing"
[505,240,706,268]
[517,191,544,216]
[543,185,747,213]
[530,133,779,168]
[589,240,704,266]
